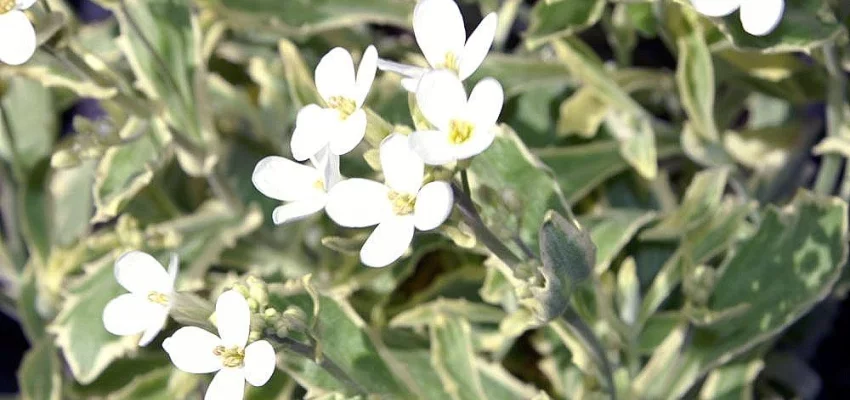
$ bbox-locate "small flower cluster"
[253,0,504,267]
[0,0,37,65]
[690,0,785,36]
[102,251,276,400]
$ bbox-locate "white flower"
[409,70,503,165]
[0,0,37,65]
[290,46,378,161]
[252,147,341,225]
[326,134,454,267]
[163,290,276,400]
[691,0,784,36]
[102,251,178,347]
[378,0,497,91]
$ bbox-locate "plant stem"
[268,335,368,396]
[206,168,243,212]
[561,308,617,400]
[451,183,522,268]
[814,43,846,196]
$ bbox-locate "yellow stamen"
[0,0,14,14]
[213,345,245,368]
[438,52,460,73]
[448,120,474,145]
[147,291,169,305]
[313,179,325,191]
[327,96,356,119]
[388,191,416,215]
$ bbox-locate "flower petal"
[163,327,222,374]
[16,0,38,10]
[414,0,466,68]
[459,13,497,80]
[401,77,421,93]
[409,130,456,165]
[103,293,159,336]
[354,45,378,107]
[138,307,169,347]
[205,368,246,400]
[415,70,467,130]
[329,108,367,156]
[380,133,424,194]
[291,105,334,161]
[414,181,454,231]
[454,126,496,160]
[315,47,356,101]
[114,251,171,294]
[360,215,415,267]
[0,11,35,66]
[243,340,276,386]
[325,178,392,228]
[252,156,321,202]
[376,58,428,79]
[215,290,250,347]
[739,0,784,36]
[690,0,740,17]
[464,77,504,129]
[271,200,325,225]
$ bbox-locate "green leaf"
[579,209,657,274]
[473,53,573,98]
[17,339,62,400]
[278,39,321,108]
[389,299,506,329]
[93,119,169,223]
[0,77,57,174]
[699,357,764,400]
[49,160,96,247]
[641,168,730,240]
[526,0,606,49]
[48,252,139,384]
[539,211,595,300]
[430,315,488,400]
[17,268,46,341]
[676,29,719,141]
[557,88,608,138]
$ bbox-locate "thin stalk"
[451,183,522,268]
[814,43,846,196]
[494,0,522,51]
[268,335,367,396]
[206,169,243,212]
[562,308,617,400]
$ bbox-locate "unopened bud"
[231,284,250,298]
[263,307,279,321]
[248,330,262,342]
[282,306,308,332]
[247,298,259,313]
[275,325,289,338]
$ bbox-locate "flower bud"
[282,306,308,332]
[231,283,250,299]
[247,298,259,313]
[248,330,262,342]
[263,307,279,321]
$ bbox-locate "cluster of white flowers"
[103,251,276,400]
[253,0,505,268]
[690,0,785,36]
[0,0,37,65]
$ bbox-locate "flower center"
[147,291,169,306]
[213,345,245,368]
[313,179,325,191]
[387,191,416,215]
[438,52,460,73]
[448,120,474,145]
[327,96,356,119]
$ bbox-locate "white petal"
[409,130,456,165]
[315,47,356,101]
[354,45,378,107]
[114,251,171,294]
[459,13,497,80]
[463,77,504,129]
[416,70,467,130]
[271,200,325,225]
[138,308,169,347]
[102,293,159,336]
[167,253,180,287]
[739,0,784,36]
[414,181,454,231]
[401,77,421,93]
[291,104,333,161]
[690,0,740,17]
[323,153,342,188]
[329,108,367,156]
[414,0,467,69]
[380,133,424,194]
[325,179,392,228]
[215,290,250,348]
[0,11,35,66]
[252,156,321,202]
[243,340,276,386]
[376,58,428,79]
[16,0,38,9]
[454,126,496,160]
[360,215,415,268]
[205,368,246,400]
[163,327,222,374]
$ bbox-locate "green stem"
[561,308,617,400]
[451,183,522,268]
[814,43,846,196]
[206,169,243,212]
[268,335,367,396]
